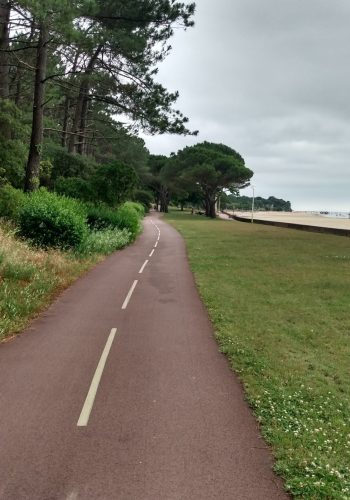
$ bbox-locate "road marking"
[66,492,78,500]
[77,328,118,427]
[149,249,155,257]
[157,235,160,241]
[154,241,158,248]
[122,280,138,309]
[139,260,149,274]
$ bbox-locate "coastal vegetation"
[0,189,145,341]
[166,210,350,499]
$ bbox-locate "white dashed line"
[122,280,138,310]
[139,260,149,274]
[77,328,118,427]
[149,249,155,257]
[154,241,158,248]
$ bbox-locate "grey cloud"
[141,0,350,210]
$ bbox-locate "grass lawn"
[166,210,350,499]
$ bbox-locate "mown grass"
[166,210,350,500]
[0,222,100,341]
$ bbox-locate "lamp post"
[251,185,255,223]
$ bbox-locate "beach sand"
[226,211,350,230]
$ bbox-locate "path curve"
[0,214,288,499]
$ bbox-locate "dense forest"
[0,0,197,196]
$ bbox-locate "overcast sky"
[141,0,350,211]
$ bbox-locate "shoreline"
[224,211,350,230]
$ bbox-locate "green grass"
[78,227,131,255]
[0,223,100,341]
[166,210,350,500]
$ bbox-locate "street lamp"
[251,185,255,223]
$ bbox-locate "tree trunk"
[204,194,216,218]
[160,186,169,212]
[0,1,10,99]
[203,197,209,216]
[68,45,102,154]
[14,72,22,106]
[76,97,89,154]
[61,95,70,147]
[154,193,160,210]
[24,22,48,192]
[208,199,216,218]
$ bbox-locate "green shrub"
[0,185,26,221]
[133,190,153,212]
[55,176,94,202]
[123,201,145,217]
[78,228,131,255]
[114,203,141,239]
[19,189,88,249]
[85,203,120,230]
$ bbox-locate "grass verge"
[166,210,350,500]
[0,222,102,341]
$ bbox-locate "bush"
[114,203,141,240]
[55,176,94,202]
[78,228,131,256]
[133,190,153,212]
[19,189,88,249]
[123,201,145,217]
[0,185,26,221]
[85,203,120,230]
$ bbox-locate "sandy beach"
[225,211,350,230]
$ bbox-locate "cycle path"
[0,214,288,499]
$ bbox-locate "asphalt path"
[0,215,288,499]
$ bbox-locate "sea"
[311,211,350,219]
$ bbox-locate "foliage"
[123,201,145,217]
[91,162,138,206]
[54,176,94,202]
[19,189,88,249]
[133,189,153,212]
[0,101,30,187]
[43,143,97,181]
[114,202,142,239]
[78,228,131,256]
[0,221,96,341]
[0,185,26,221]
[85,201,144,237]
[166,210,350,499]
[85,203,120,230]
[221,192,292,212]
[1,0,196,191]
[174,142,253,217]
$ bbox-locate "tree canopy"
[174,142,253,217]
[0,0,197,192]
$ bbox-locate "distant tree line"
[220,193,292,212]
